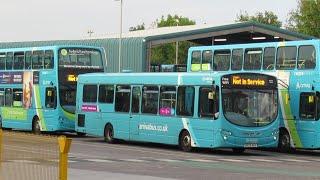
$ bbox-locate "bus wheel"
[32,118,41,135]
[278,131,290,152]
[104,124,115,143]
[179,130,192,152]
[232,148,245,153]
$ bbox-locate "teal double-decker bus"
[75,72,279,152]
[186,39,320,151]
[0,46,105,133]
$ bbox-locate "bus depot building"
[0,22,313,72]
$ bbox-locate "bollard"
[58,136,72,180]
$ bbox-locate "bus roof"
[77,72,274,86]
[0,45,103,53]
[189,39,320,51]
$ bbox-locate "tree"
[151,15,196,65]
[286,0,320,37]
[129,23,145,32]
[236,11,282,28]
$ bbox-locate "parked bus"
[0,46,106,133]
[75,72,279,152]
[186,39,320,151]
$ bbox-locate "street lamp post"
[115,0,123,72]
[175,19,179,65]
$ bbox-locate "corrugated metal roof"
[89,22,315,40]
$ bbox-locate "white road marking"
[120,159,146,162]
[218,158,250,163]
[249,158,281,163]
[155,159,182,162]
[187,159,219,163]
[279,158,311,163]
[84,159,113,163]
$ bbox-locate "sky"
[0,0,298,42]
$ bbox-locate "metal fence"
[0,129,71,180]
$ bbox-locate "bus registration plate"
[244,143,258,148]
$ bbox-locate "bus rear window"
[276,46,297,70]
[231,49,243,70]
[214,50,230,71]
[0,53,5,70]
[202,50,213,71]
[263,47,275,70]
[298,45,316,70]
[191,51,201,72]
[244,48,262,70]
[6,52,13,70]
[14,52,24,70]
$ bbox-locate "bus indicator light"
[67,75,78,82]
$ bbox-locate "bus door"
[295,92,320,147]
[129,86,141,138]
[43,87,57,124]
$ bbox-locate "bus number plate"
[244,143,258,148]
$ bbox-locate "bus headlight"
[221,129,232,140]
[272,130,279,141]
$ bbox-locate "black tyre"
[179,131,192,152]
[278,131,291,152]
[232,148,245,153]
[104,124,115,143]
[32,118,41,135]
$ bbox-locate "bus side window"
[159,86,176,116]
[176,86,195,117]
[44,50,54,69]
[199,86,218,119]
[45,87,57,109]
[244,48,262,70]
[131,86,141,113]
[13,89,23,107]
[0,53,6,70]
[5,88,12,107]
[298,45,316,70]
[142,86,159,114]
[32,51,44,69]
[0,88,4,106]
[214,49,230,71]
[6,52,13,70]
[115,85,131,112]
[25,51,32,69]
[231,49,243,70]
[14,52,24,70]
[82,85,97,103]
[263,47,276,70]
[299,92,316,120]
[202,50,213,71]
[276,46,297,70]
[191,51,201,72]
[99,85,114,103]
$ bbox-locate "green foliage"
[286,0,320,37]
[129,23,145,32]
[151,15,196,65]
[236,11,282,27]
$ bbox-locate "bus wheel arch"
[179,129,192,152]
[278,127,291,152]
[104,123,115,143]
[32,116,41,135]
